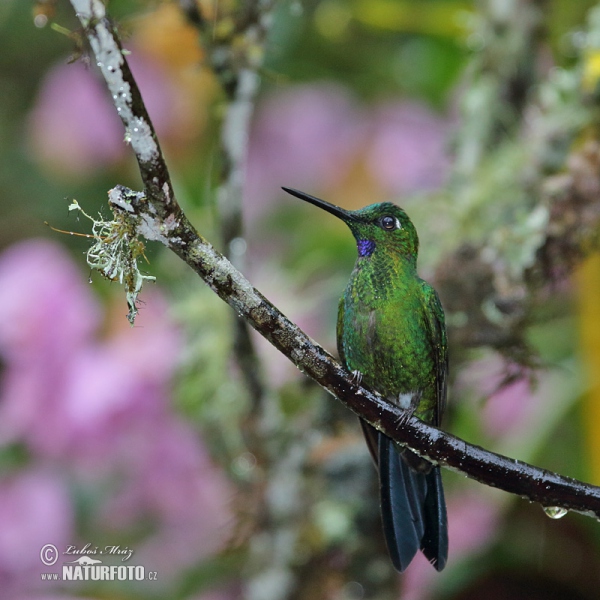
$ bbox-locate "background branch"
[182,0,276,415]
[177,5,310,597]
[434,0,600,369]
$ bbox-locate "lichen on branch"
[68,196,155,325]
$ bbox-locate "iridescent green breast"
[336,256,439,424]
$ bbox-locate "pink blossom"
[447,492,501,557]
[28,61,125,177]
[0,239,234,590]
[0,240,180,461]
[58,290,182,466]
[245,85,451,224]
[367,101,451,195]
[481,376,532,438]
[0,239,100,452]
[0,239,99,363]
[0,470,73,595]
[456,354,533,438]
[101,417,234,575]
[245,83,365,219]
[11,596,94,600]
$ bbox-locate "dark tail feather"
[377,433,448,572]
[378,433,426,572]
[421,466,448,571]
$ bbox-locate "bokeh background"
[2,0,600,598]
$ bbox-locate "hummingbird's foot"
[394,391,421,426]
[394,409,411,428]
[350,369,363,385]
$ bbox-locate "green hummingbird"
[283,187,448,572]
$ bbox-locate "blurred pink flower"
[0,470,73,595]
[0,239,100,362]
[0,239,100,453]
[14,597,93,600]
[457,354,533,438]
[245,83,365,219]
[0,239,180,461]
[245,84,451,224]
[59,291,182,466]
[28,61,125,176]
[100,416,234,575]
[14,596,93,600]
[0,239,234,588]
[367,101,451,195]
[481,376,532,438]
[447,492,501,557]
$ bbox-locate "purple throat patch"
[357,239,375,257]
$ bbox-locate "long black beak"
[282,187,357,223]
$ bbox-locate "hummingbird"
[283,187,448,572]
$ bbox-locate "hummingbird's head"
[282,188,419,260]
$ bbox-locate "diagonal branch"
[108,184,600,521]
[70,0,600,521]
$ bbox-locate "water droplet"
[290,0,303,16]
[33,14,48,28]
[229,237,247,256]
[232,452,257,477]
[341,581,364,600]
[88,277,93,284]
[543,506,568,519]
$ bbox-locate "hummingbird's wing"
[418,281,449,569]
[420,282,448,426]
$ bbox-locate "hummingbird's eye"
[380,215,398,231]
